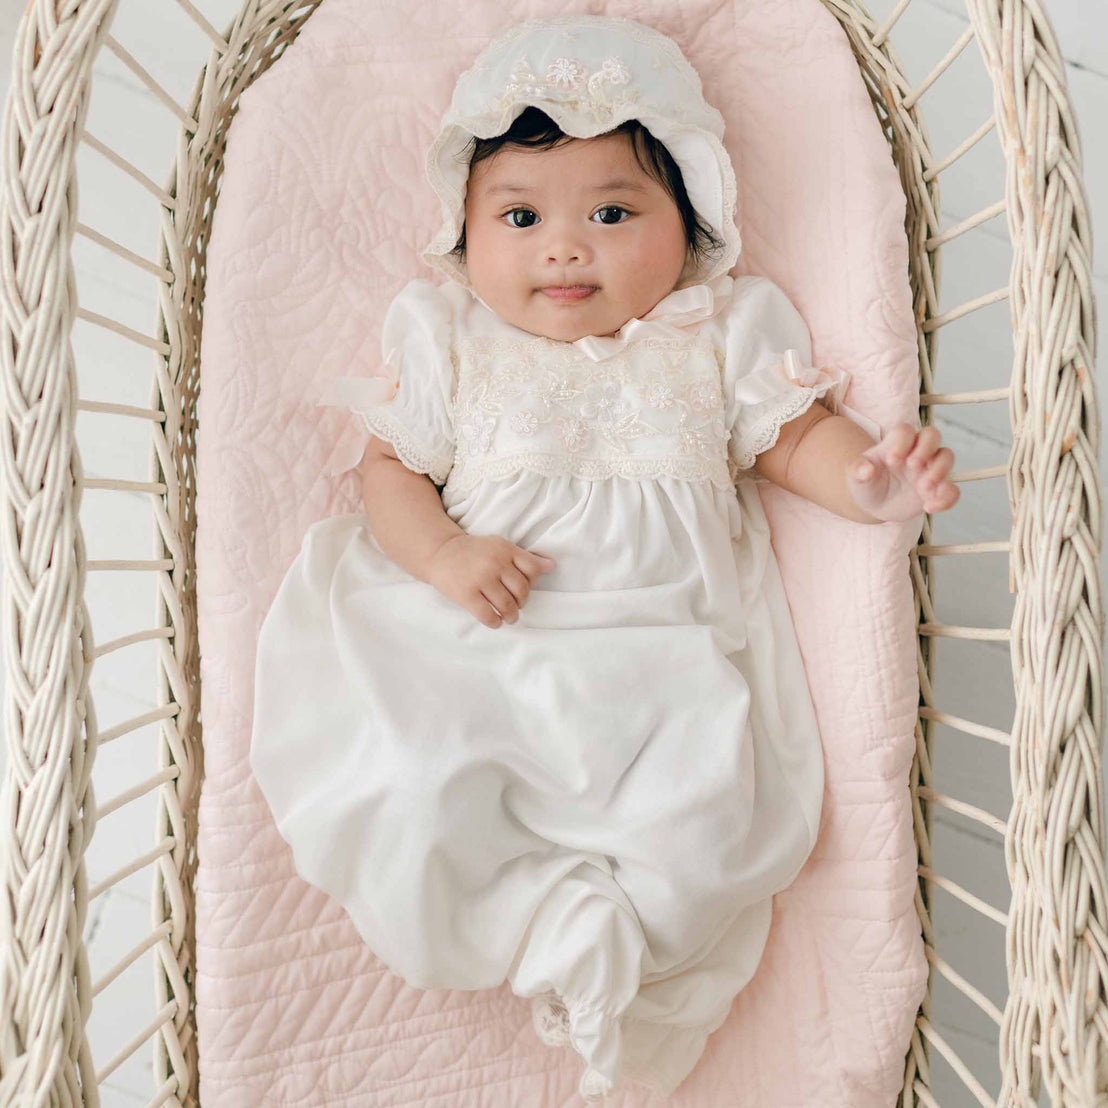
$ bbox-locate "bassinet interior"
[0,1,1103,1106]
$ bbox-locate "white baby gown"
[250,271,842,1101]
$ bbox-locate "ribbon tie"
[314,348,404,477]
[779,349,882,440]
[568,274,734,362]
[313,285,884,478]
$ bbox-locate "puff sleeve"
[316,278,457,485]
[720,276,880,482]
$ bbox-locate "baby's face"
[462,133,688,342]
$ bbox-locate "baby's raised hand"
[846,423,960,522]
[426,533,556,629]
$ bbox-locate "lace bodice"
[443,331,732,496]
[315,275,880,493]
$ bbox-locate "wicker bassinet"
[0,0,1104,1105]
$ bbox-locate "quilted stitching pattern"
[195,1,928,1103]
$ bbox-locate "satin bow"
[779,349,882,440]
[568,274,735,363]
[314,348,403,477]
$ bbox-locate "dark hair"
[450,106,725,272]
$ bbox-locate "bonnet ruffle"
[419,14,742,294]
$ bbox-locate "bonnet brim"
[419,14,742,294]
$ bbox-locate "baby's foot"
[579,1064,615,1102]
[531,992,571,1047]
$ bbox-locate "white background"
[0,1,1104,1104]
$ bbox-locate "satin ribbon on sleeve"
[313,348,402,478]
[316,346,402,410]
[779,349,883,441]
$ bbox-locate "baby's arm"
[360,435,465,579]
[753,401,960,522]
[360,437,556,627]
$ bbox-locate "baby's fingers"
[850,444,888,486]
[500,564,532,609]
[920,450,960,512]
[482,578,520,624]
[919,446,954,487]
[923,481,961,512]
[465,587,505,629]
[514,547,556,580]
[851,453,880,482]
[904,425,943,473]
[876,423,918,467]
[847,453,894,519]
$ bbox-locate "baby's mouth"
[540,286,598,302]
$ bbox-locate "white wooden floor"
[0,1,1103,1105]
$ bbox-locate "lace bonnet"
[420,14,742,294]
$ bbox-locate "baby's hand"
[846,422,960,522]
[425,534,556,629]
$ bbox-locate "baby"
[252,14,957,1103]
[362,106,957,630]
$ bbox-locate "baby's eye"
[591,206,630,225]
[499,206,632,229]
[503,208,538,229]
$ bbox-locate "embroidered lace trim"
[358,407,454,485]
[350,337,834,493]
[727,379,837,480]
[446,332,731,493]
[445,450,734,495]
[531,993,571,1047]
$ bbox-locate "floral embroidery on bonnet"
[418,13,744,296]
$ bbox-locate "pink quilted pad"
[195,1,928,1104]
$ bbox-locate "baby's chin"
[515,297,627,342]
[521,321,624,342]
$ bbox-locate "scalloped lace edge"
[358,407,454,485]
[727,380,837,479]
